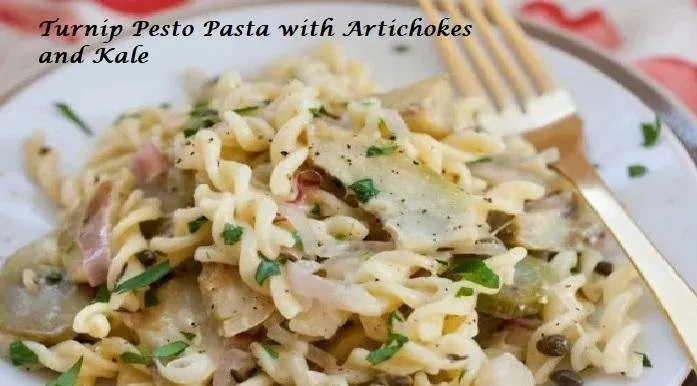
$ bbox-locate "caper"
[593,261,613,276]
[536,334,570,356]
[550,369,583,385]
[136,249,157,266]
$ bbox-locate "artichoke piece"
[309,126,481,252]
[198,264,275,337]
[0,237,92,343]
[477,257,556,319]
[377,76,454,138]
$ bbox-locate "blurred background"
[0,0,695,115]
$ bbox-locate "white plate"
[0,1,694,385]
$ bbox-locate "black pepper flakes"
[38,146,51,155]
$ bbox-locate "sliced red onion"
[286,261,383,316]
[212,348,255,386]
[131,139,168,183]
[77,182,113,287]
[288,170,323,204]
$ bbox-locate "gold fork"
[419,0,697,368]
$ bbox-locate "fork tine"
[441,0,514,109]
[483,0,556,93]
[417,0,487,99]
[457,0,537,104]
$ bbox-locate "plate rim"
[0,0,693,383]
[2,0,697,169]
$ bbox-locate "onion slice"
[131,139,168,183]
[288,169,323,203]
[286,261,384,316]
[77,181,113,287]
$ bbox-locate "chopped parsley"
[180,331,196,341]
[54,102,93,136]
[94,285,111,303]
[254,259,282,286]
[348,178,380,203]
[152,341,189,359]
[221,223,244,245]
[47,357,82,386]
[187,216,208,233]
[309,105,339,119]
[113,261,171,294]
[260,341,279,359]
[470,156,493,164]
[9,341,38,366]
[292,231,302,246]
[365,333,408,365]
[387,311,404,332]
[635,351,652,368]
[459,369,467,382]
[120,351,152,365]
[627,164,648,178]
[435,259,449,267]
[183,102,221,138]
[233,105,261,115]
[641,117,661,147]
[456,287,474,297]
[334,234,347,241]
[366,145,397,157]
[310,203,321,216]
[449,259,500,289]
[44,270,63,284]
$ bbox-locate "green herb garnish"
[459,369,467,382]
[635,351,652,368]
[183,102,221,138]
[47,357,82,386]
[113,261,171,294]
[260,341,279,359]
[365,333,408,365]
[309,105,339,119]
[310,203,321,216]
[9,341,38,366]
[233,105,261,115]
[95,285,111,303]
[387,311,404,332]
[152,341,189,359]
[366,145,397,157]
[348,178,380,203]
[44,270,63,284]
[334,234,347,241]
[120,351,152,365]
[292,231,302,247]
[450,259,500,289]
[187,216,208,233]
[221,223,244,245]
[470,156,493,164]
[254,259,281,286]
[54,102,92,136]
[456,287,474,297]
[641,117,661,147]
[628,164,648,178]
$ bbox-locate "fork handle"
[557,151,697,368]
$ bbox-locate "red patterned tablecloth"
[1,0,696,114]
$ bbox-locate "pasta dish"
[1,42,647,386]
